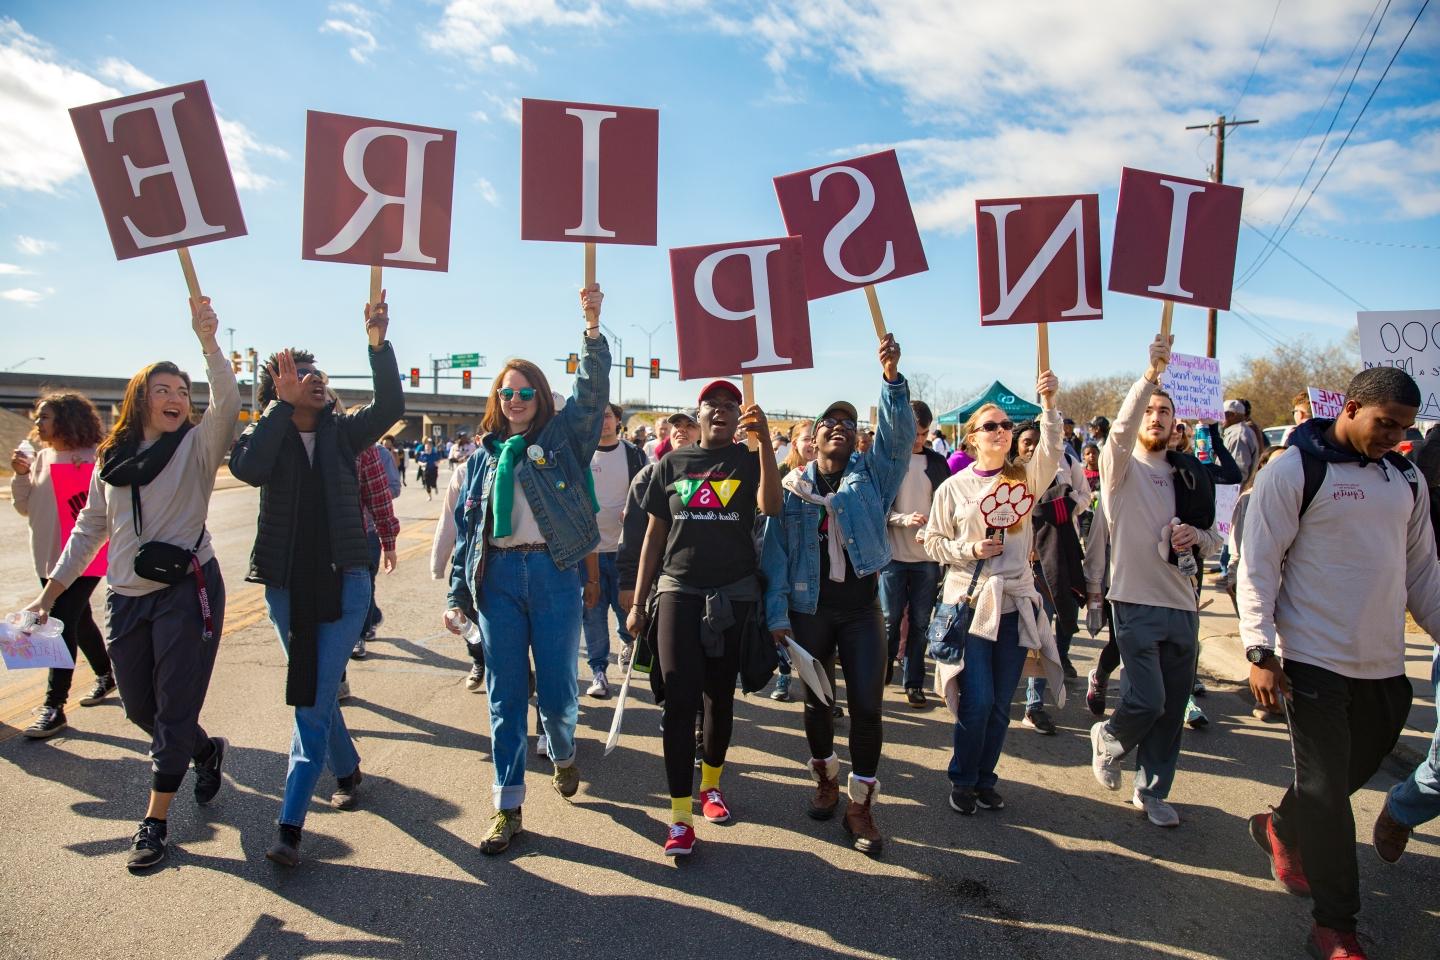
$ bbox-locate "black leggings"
[791,603,885,778]
[42,576,110,708]
[1095,601,1120,678]
[655,592,745,799]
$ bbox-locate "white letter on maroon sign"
[810,165,894,285]
[563,108,618,239]
[313,126,444,264]
[978,200,1099,323]
[1146,179,1207,300]
[98,91,225,249]
[694,244,791,369]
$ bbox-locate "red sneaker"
[1248,810,1311,897]
[700,787,731,823]
[664,822,696,857]
[1307,924,1368,959]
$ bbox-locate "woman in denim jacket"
[444,287,610,856]
[761,334,913,855]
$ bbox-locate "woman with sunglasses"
[445,287,611,856]
[761,334,912,855]
[923,371,1064,816]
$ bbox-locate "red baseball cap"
[696,379,743,407]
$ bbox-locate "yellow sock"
[700,762,723,791]
[670,796,693,825]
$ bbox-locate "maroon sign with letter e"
[302,110,457,272]
[1108,167,1244,311]
[773,149,928,300]
[520,98,658,246]
[975,194,1102,326]
[669,237,812,380]
[69,80,246,260]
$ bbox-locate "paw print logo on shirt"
[980,480,1033,530]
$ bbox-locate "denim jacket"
[447,333,611,616]
[761,375,914,630]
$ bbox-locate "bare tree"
[1224,338,1358,429]
[1059,373,1137,425]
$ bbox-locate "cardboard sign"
[670,236,812,380]
[1160,352,1224,422]
[1307,387,1346,420]
[975,194,1102,326]
[69,80,246,260]
[302,111,457,271]
[1108,168,1244,310]
[1214,483,1242,541]
[981,480,1033,529]
[1357,310,1440,419]
[773,149,928,299]
[520,98,659,246]
[49,463,107,579]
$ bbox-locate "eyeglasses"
[498,387,536,402]
[294,367,327,383]
[977,420,1014,433]
[817,417,857,431]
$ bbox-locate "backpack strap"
[1382,450,1421,505]
[1297,448,1328,518]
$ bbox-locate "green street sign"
[450,353,480,368]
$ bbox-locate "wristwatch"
[1245,645,1274,666]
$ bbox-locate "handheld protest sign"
[980,480,1033,541]
[1307,387,1346,420]
[70,79,247,299]
[1357,310,1440,418]
[774,149,928,339]
[975,194,1102,328]
[1109,167,1243,311]
[1160,351,1223,422]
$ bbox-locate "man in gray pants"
[1089,335,1222,827]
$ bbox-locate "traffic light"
[565,352,579,374]
[649,358,660,380]
[230,351,242,374]
[409,367,421,387]
[246,347,257,373]
[462,369,472,390]
[624,356,635,378]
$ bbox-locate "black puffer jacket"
[230,342,405,587]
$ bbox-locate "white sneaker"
[536,734,549,757]
[337,679,351,701]
[1132,790,1180,827]
[1090,721,1123,791]
[587,671,610,699]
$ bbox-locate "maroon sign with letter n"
[1108,167,1244,311]
[69,80,246,260]
[975,194,1102,326]
[773,149,928,300]
[670,237,812,380]
[520,98,659,246]
[302,111,457,271]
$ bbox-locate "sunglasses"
[294,366,328,383]
[977,420,1014,433]
[817,417,857,431]
[498,387,536,402]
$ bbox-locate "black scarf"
[100,422,195,532]
[285,429,343,707]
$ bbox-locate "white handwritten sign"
[0,619,75,671]
[1160,352,1223,422]
[1357,310,1440,419]
[1214,483,1241,541]
[1306,387,1346,420]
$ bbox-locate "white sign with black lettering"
[1358,310,1440,418]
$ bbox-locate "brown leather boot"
[807,755,840,820]
[843,776,883,856]
[1372,801,1411,864]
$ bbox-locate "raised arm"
[339,294,406,450]
[1101,335,1170,502]
[1025,370,1062,494]
[190,297,241,475]
[865,334,916,503]
[555,287,611,461]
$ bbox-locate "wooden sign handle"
[177,247,202,303]
[742,373,758,452]
[369,265,383,309]
[863,284,888,339]
[1159,300,1174,342]
[583,242,599,334]
[1036,322,1050,377]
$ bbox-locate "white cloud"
[476,176,500,206]
[0,262,32,275]
[215,116,290,192]
[425,0,607,65]
[94,56,160,91]
[321,1,380,64]
[16,235,56,255]
[469,108,491,123]
[1,286,49,304]
[484,92,521,125]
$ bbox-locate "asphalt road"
[1,469,1436,960]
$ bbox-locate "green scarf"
[491,434,529,539]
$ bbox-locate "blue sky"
[1,1,1437,420]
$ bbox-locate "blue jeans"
[363,530,382,635]
[265,568,370,828]
[948,612,1028,790]
[879,559,939,690]
[477,549,583,810]
[1387,647,1440,828]
[581,551,632,674]
[1025,582,1074,711]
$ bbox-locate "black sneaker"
[1022,709,1057,735]
[331,767,363,810]
[24,705,67,739]
[265,824,303,867]
[193,737,227,806]
[79,672,117,706]
[832,703,845,719]
[127,818,168,872]
[1062,658,1078,680]
[976,786,1005,810]
[905,687,928,708]
[949,786,977,816]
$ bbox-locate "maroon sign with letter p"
[1108,167,1243,311]
[69,80,246,260]
[773,149,928,300]
[520,98,658,246]
[302,110,457,271]
[670,237,812,380]
[975,194,1102,326]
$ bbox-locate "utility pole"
[1185,114,1258,358]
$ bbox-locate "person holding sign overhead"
[761,333,914,855]
[445,287,611,857]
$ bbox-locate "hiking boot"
[1248,810,1311,896]
[1085,669,1108,717]
[465,663,485,693]
[1306,924,1368,959]
[586,670,610,699]
[350,638,367,660]
[1023,708,1057,735]
[126,818,167,872]
[193,737,227,806]
[79,672,116,706]
[480,808,523,855]
[664,821,696,857]
[265,824,302,867]
[1372,802,1411,864]
[552,762,580,799]
[1185,699,1209,729]
[770,673,792,701]
[905,687,928,709]
[976,786,1005,811]
[1132,790,1180,827]
[700,787,731,823]
[807,756,840,821]
[843,777,882,856]
[24,706,66,739]
[1090,721,1123,791]
[948,786,977,816]
[331,767,363,810]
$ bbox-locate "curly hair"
[32,391,104,450]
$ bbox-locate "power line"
[1243,220,1440,250]
[1227,302,1285,349]
[1230,0,1285,117]
[1239,219,1371,309]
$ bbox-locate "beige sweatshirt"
[49,348,240,596]
[1100,377,1222,612]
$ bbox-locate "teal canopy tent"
[936,381,1042,425]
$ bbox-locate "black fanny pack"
[129,485,205,585]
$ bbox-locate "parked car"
[1263,425,1289,447]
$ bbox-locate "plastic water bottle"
[5,611,65,638]
[16,438,35,462]
[444,609,483,644]
[1086,599,1104,638]
[1172,517,1199,578]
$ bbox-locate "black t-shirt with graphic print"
[644,442,761,588]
